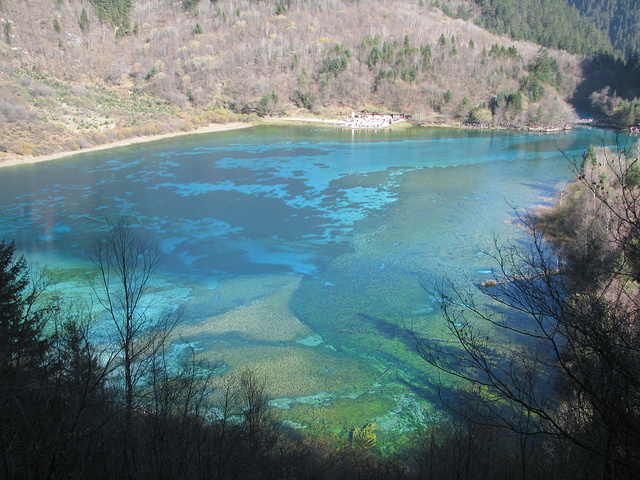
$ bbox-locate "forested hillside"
[0,0,585,158]
[0,0,638,159]
[567,0,640,57]
[467,0,640,127]
[471,0,640,60]
[473,0,614,55]
[88,0,133,35]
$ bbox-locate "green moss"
[280,392,396,439]
[351,422,377,449]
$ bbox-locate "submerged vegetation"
[1,0,640,476]
[2,139,640,478]
[413,140,640,479]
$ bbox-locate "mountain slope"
[0,0,585,158]
[567,0,640,57]
[473,0,613,55]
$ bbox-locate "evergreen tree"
[79,7,90,31]
[3,20,10,44]
[0,240,48,375]
[88,0,133,34]
[275,2,287,15]
[182,0,202,11]
[422,43,432,68]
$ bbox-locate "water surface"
[0,124,612,445]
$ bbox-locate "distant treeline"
[465,0,640,119]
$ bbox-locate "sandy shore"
[0,114,578,170]
[0,116,421,170]
[0,122,253,169]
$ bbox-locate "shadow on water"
[520,182,558,193]
[0,124,615,443]
[357,312,419,350]
[396,376,444,406]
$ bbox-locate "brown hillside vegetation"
[0,0,582,159]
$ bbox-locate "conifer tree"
[0,240,48,376]
[79,7,90,31]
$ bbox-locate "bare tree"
[209,368,281,478]
[137,342,218,480]
[411,143,640,479]
[89,215,182,475]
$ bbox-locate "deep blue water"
[0,124,616,437]
[0,125,608,277]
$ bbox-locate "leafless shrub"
[186,87,209,106]
[0,95,29,124]
[589,86,622,115]
[92,132,108,145]
[70,84,88,97]
[29,81,57,98]
[165,91,189,106]
[0,64,15,77]
[107,60,128,85]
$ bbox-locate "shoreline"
[264,116,413,130]
[0,115,587,169]
[0,122,253,169]
[0,116,414,169]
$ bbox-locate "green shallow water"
[0,124,617,447]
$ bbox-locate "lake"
[0,124,613,447]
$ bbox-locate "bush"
[16,142,37,156]
[144,124,159,135]
[92,132,108,144]
[468,107,493,124]
[29,82,57,98]
[117,127,133,140]
[0,95,28,124]
[181,120,195,131]
[70,84,88,97]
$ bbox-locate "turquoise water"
[0,125,614,443]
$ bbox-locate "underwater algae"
[1,125,607,447]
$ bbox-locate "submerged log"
[480,270,559,288]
